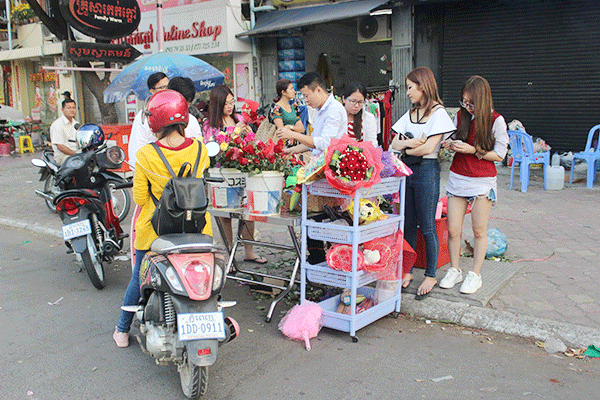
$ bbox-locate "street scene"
[1,0,600,399]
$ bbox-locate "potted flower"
[11,3,37,25]
[211,128,302,215]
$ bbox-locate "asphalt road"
[1,225,599,400]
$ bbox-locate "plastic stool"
[19,135,34,154]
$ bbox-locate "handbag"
[149,142,208,236]
[255,119,277,143]
[398,132,423,166]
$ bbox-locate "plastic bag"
[533,137,551,153]
[485,228,507,258]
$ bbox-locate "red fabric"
[382,90,393,151]
[450,110,501,178]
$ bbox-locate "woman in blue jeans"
[391,67,455,300]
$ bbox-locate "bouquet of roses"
[213,127,302,175]
[324,136,384,196]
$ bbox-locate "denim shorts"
[446,188,496,205]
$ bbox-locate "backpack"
[149,142,208,235]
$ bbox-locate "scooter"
[128,173,239,399]
[34,149,132,222]
[32,124,131,289]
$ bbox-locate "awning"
[237,0,391,37]
[0,42,62,62]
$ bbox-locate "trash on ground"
[431,375,454,383]
[47,296,64,306]
[584,345,600,358]
[544,336,567,354]
[479,387,498,393]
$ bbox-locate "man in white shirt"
[127,73,203,167]
[50,99,79,165]
[276,72,347,155]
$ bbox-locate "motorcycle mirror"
[31,158,46,168]
[205,141,220,157]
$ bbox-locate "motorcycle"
[32,124,131,289]
[128,172,239,399]
[34,149,132,222]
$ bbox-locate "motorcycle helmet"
[146,90,189,133]
[76,124,105,150]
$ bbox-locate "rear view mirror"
[31,158,47,168]
[205,141,220,158]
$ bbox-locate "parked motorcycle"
[32,124,131,289]
[127,176,239,398]
[35,149,132,222]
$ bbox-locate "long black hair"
[342,82,367,141]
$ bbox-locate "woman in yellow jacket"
[113,90,212,348]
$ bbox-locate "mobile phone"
[403,132,414,139]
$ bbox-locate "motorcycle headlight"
[106,146,125,164]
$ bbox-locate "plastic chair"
[569,124,600,188]
[18,134,34,154]
[508,129,550,192]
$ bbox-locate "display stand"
[300,177,406,342]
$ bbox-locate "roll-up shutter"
[441,0,600,152]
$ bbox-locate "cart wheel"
[265,316,271,323]
[351,336,358,343]
[392,312,400,319]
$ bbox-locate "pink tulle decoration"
[278,301,324,350]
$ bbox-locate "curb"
[401,297,600,348]
[0,216,62,238]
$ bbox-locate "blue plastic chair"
[569,124,600,188]
[508,129,550,192]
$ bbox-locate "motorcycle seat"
[151,233,214,253]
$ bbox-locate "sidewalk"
[2,151,599,347]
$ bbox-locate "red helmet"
[146,89,189,133]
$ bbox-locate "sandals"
[415,278,437,301]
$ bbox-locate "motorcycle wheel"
[81,233,106,290]
[107,179,132,222]
[43,175,60,213]
[179,353,208,399]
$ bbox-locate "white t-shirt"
[128,110,203,167]
[391,107,455,159]
[50,115,79,165]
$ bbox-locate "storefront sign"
[64,41,142,63]
[113,6,226,55]
[43,72,57,81]
[59,0,141,41]
[138,0,217,13]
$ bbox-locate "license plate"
[177,312,226,341]
[62,219,92,241]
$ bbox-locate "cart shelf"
[300,176,406,341]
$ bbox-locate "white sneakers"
[439,267,463,288]
[440,268,482,294]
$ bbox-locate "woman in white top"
[342,82,378,147]
[439,75,508,295]
[391,67,455,300]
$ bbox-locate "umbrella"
[103,52,225,103]
[0,104,25,123]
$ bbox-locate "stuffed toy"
[346,199,387,225]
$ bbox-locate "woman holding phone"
[390,67,455,300]
[440,75,508,294]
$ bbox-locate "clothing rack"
[366,84,398,93]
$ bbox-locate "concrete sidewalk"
[1,151,599,347]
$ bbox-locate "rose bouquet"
[213,127,302,175]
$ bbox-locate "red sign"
[60,0,141,41]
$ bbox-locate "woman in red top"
[440,76,508,294]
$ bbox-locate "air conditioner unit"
[357,15,391,43]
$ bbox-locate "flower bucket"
[0,142,10,156]
[246,171,284,216]
[208,168,247,210]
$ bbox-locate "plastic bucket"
[374,280,399,304]
[547,166,565,190]
[246,171,284,215]
[207,168,247,210]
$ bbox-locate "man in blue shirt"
[276,72,347,155]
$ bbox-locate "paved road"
[2,225,599,400]
[1,152,599,345]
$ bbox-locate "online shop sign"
[113,3,226,55]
